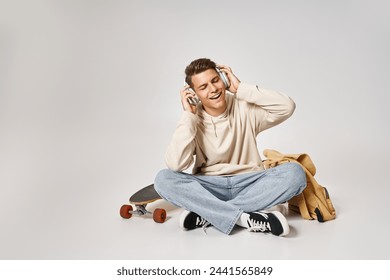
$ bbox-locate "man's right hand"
[180,85,198,114]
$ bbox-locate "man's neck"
[203,105,227,117]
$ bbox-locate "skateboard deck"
[130,184,161,205]
[120,184,166,223]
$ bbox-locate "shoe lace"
[247,218,271,233]
[195,216,210,234]
[195,216,208,227]
[202,222,211,234]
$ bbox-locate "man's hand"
[180,84,198,114]
[217,64,241,94]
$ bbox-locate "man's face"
[191,68,227,116]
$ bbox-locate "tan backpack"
[263,149,336,222]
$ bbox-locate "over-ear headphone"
[215,67,231,89]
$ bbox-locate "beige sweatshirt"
[165,83,295,176]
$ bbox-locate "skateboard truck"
[132,204,150,215]
[120,184,167,223]
[120,204,166,223]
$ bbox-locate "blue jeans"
[154,162,306,235]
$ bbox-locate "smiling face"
[191,68,227,117]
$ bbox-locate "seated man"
[154,58,306,236]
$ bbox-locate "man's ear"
[185,76,193,88]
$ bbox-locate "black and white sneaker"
[247,211,290,236]
[179,210,210,231]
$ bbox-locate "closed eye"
[197,75,220,91]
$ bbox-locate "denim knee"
[154,169,173,192]
[287,162,307,194]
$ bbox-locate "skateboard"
[120,184,167,223]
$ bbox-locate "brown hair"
[185,58,216,87]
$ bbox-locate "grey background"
[1,0,389,259]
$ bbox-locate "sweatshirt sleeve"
[235,83,296,134]
[165,111,199,171]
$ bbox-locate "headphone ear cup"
[216,68,231,88]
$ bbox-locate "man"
[154,58,306,236]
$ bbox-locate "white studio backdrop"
[0,0,389,259]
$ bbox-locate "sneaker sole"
[264,210,290,237]
[178,210,191,230]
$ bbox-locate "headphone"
[215,67,231,89]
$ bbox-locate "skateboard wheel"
[153,208,166,223]
[120,204,133,219]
